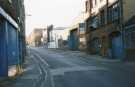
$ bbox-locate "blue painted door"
[70,30,78,50]
[68,34,73,49]
[74,32,79,50]
[112,35,123,59]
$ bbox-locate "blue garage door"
[6,22,19,66]
[69,29,79,50]
[112,34,123,59]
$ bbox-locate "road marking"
[34,53,49,67]
[33,52,55,87]
[28,50,55,87]
[49,70,56,87]
[23,67,34,72]
[30,55,43,75]
[19,75,40,80]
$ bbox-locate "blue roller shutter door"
[6,22,19,66]
[112,35,123,59]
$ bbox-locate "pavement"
[1,47,135,87]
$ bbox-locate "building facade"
[68,13,88,51]
[27,28,45,47]
[123,0,135,60]
[0,1,26,61]
[85,0,123,59]
[0,0,25,77]
[47,25,68,48]
[85,0,135,60]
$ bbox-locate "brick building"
[123,0,135,60]
[85,0,135,60]
[27,28,45,47]
[0,0,26,62]
[68,13,88,51]
[0,0,25,76]
[85,0,123,59]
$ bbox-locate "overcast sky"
[24,0,85,36]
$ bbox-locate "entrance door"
[111,33,123,59]
[92,38,101,54]
[69,29,79,50]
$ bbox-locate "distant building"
[47,25,68,48]
[42,29,48,45]
[47,25,53,43]
[27,28,45,47]
[67,12,88,50]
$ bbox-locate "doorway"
[109,31,123,59]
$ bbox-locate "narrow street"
[30,47,135,87]
[0,0,135,87]
[3,47,135,87]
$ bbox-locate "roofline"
[0,6,19,29]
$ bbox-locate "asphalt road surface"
[2,47,135,87]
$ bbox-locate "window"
[108,6,113,22]
[107,2,120,23]
[93,0,97,7]
[79,23,85,32]
[90,0,93,8]
[85,1,88,12]
[125,28,135,48]
[112,3,120,21]
[100,10,105,26]
[131,31,135,46]
[95,0,97,5]
[100,0,103,2]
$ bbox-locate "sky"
[24,0,85,36]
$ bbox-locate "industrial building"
[84,0,135,60]
[27,28,45,47]
[68,13,88,51]
[0,0,25,77]
[47,25,68,48]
